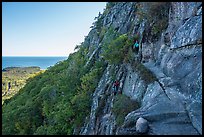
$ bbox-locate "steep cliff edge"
[2,2,202,135]
[79,2,202,135]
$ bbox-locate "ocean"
[2,56,67,70]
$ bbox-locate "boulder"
[136,117,148,134]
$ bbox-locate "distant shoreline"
[2,66,41,71]
[2,66,48,71]
[2,56,67,70]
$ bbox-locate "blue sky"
[2,2,107,56]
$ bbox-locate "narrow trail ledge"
[81,2,202,135]
[2,2,202,135]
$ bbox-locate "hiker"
[113,80,120,95]
[133,40,139,53]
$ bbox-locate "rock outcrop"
[136,117,149,134]
[79,2,202,135]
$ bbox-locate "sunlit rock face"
[79,2,202,135]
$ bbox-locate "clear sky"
[2,2,107,57]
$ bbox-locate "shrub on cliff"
[112,94,140,126]
[136,2,170,40]
[102,34,133,65]
[80,61,106,93]
[132,62,157,84]
[70,59,106,131]
[104,2,117,15]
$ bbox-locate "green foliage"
[101,27,119,45]
[71,60,106,131]
[81,69,100,93]
[132,62,157,84]
[112,94,140,126]
[136,2,169,22]
[123,38,135,63]
[99,27,107,40]
[136,2,170,39]
[103,2,116,15]
[102,34,131,65]
[106,2,116,9]
[92,12,104,33]
[80,60,106,93]
[124,47,134,63]
[2,44,106,135]
[71,91,92,129]
[101,28,137,65]
[95,18,103,33]
[2,67,44,105]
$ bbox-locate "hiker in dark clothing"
[113,80,120,95]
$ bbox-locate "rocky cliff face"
[78,2,202,135]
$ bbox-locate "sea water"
[2,56,67,70]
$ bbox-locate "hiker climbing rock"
[133,40,139,53]
[113,80,120,95]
